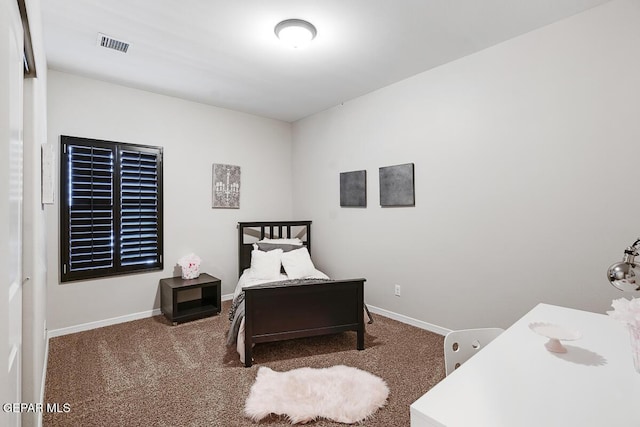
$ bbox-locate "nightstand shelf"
[160,273,221,324]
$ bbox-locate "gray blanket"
[226,292,245,346]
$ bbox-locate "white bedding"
[232,268,329,300]
[232,268,330,364]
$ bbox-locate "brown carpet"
[43,301,445,426]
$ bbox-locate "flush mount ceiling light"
[274,19,317,48]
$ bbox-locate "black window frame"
[60,135,163,282]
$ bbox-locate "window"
[60,136,163,282]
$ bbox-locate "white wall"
[46,70,293,331]
[291,0,640,330]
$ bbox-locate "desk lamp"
[607,238,640,291]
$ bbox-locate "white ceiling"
[42,0,611,122]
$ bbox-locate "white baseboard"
[45,299,446,340]
[47,296,236,339]
[47,308,162,338]
[367,304,451,336]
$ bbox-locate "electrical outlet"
[394,284,401,297]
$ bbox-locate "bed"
[229,220,367,367]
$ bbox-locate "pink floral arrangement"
[608,297,640,372]
[178,253,201,279]
[607,297,640,329]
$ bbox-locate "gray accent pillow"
[256,242,303,252]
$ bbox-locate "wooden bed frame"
[238,221,366,367]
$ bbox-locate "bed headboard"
[237,221,312,278]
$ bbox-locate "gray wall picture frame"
[379,163,415,207]
[212,163,241,208]
[340,170,367,207]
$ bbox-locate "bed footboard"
[243,278,365,367]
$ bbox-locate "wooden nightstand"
[160,273,221,324]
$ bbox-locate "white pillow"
[281,247,316,279]
[259,238,303,245]
[248,248,283,280]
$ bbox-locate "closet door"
[1,0,24,425]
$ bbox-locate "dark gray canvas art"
[379,163,415,207]
[340,170,367,207]
[212,163,241,208]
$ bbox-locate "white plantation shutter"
[61,136,163,282]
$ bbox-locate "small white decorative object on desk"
[529,322,582,353]
[178,253,201,279]
[607,297,640,373]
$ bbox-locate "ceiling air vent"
[96,33,130,53]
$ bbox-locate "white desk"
[410,303,640,427]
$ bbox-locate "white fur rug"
[244,365,389,424]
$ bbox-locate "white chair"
[444,328,504,376]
